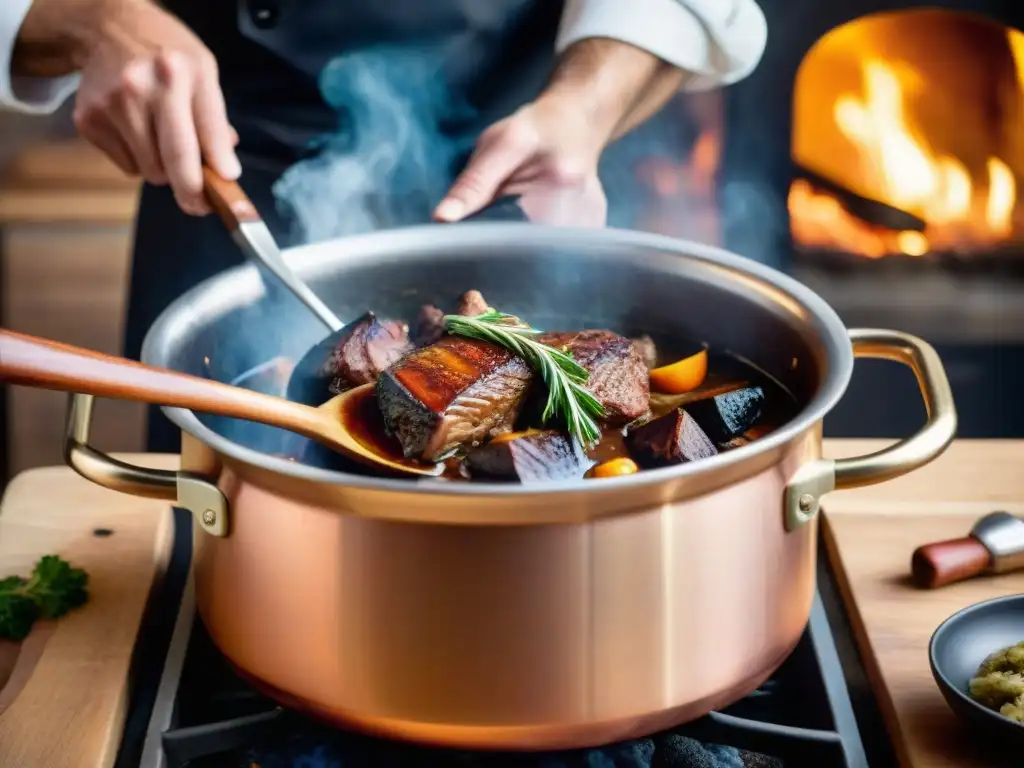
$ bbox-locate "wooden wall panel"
[0,139,144,479]
[1,227,146,476]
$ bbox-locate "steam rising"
[271,46,782,266]
[273,47,475,244]
[205,55,784,456]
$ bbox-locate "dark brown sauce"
[587,428,629,465]
[337,387,440,474]
[332,387,482,480]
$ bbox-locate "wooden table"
[0,455,174,768]
[823,439,1024,767]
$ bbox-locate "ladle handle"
[0,329,322,434]
[201,166,344,333]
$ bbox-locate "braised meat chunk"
[466,429,589,483]
[412,304,447,348]
[456,289,489,317]
[633,334,658,369]
[539,330,650,424]
[319,312,411,394]
[411,290,491,348]
[296,288,798,483]
[625,408,718,468]
[685,386,765,445]
[376,336,534,462]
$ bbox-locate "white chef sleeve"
[0,0,79,114]
[556,0,767,91]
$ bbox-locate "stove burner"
[157,605,851,767]
[124,534,884,768]
[240,717,787,767]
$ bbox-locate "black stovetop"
[114,510,896,768]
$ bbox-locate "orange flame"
[790,22,1023,258]
[636,123,722,242]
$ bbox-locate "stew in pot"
[284,289,800,483]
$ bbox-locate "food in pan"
[625,408,719,467]
[376,336,534,463]
[535,329,651,425]
[318,311,412,394]
[648,347,707,394]
[466,429,590,482]
[307,289,798,483]
[968,640,1024,722]
[684,386,765,445]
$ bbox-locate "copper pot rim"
[144,224,855,498]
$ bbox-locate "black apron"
[124,0,565,452]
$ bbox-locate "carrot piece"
[648,349,708,394]
[587,457,640,478]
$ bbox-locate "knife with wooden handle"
[912,511,1024,588]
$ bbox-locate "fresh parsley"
[443,309,605,447]
[0,555,89,640]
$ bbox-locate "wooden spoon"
[0,329,441,478]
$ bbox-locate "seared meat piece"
[364,322,411,372]
[376,336,534,461]
[632,334,658,369]
[456,289,489,317]
[685,386,764,444]
[539,330,650,424]
[319,312,412,394]
[413,304,447,347]
[411,290,490,348]
[625,408,718,468]
[466,429,590,483]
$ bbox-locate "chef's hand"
[70,0,240,215]
[433,96,607,227]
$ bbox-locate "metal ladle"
[202,166,344,333]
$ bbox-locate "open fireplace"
[620,0,1024,439]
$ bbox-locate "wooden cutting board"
[822,439,1024,768]
[0,455,175,768]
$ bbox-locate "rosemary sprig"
[443,310,606,447]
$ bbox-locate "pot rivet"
[798,494,815,513]
[202,509,217,526]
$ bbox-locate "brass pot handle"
[784,328,956,531]
[64,393,229,536]
[833,328,957,488]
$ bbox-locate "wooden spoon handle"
[0,329,320,433]
[202,165,261,231]
[911,536,993,589]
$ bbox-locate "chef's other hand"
[72,0,240,215]
[434,97,607,227]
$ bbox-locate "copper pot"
[62,225,956,750]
